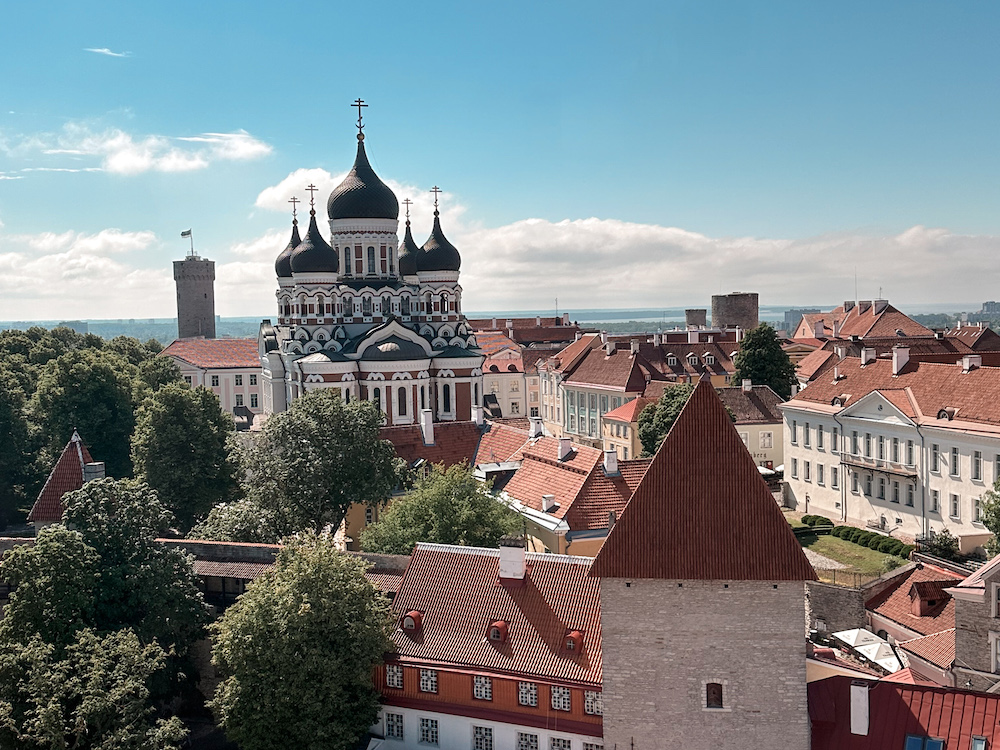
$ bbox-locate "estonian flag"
[180,229,192,237]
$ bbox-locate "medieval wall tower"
[173,251,216,339]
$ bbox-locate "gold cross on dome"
[353,98,367,133]
[430,186,442,211]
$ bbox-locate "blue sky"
[1,1,999,319]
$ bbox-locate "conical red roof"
[590,379,815,581]
[27,431,94,524]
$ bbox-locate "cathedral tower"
[173,242,216,339]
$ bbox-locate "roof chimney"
[535,316,541,326]
[688,329,699,344]
[630,339,639,354]
[962,354,982,373]
[653,332,662,346]
[420,409,435,446]
[861,347,876,366]
[491,317,497,329]
[542,494,559,513]
[814,320,826,339]
[605,342,614,355]
[558,437,573,461]
[833,318,842,338]
[742,379,752,392]
[472,404,485,427]
[874,299,888,314]
[600,331,608,344]
[835,345,847,361]
[843,300,856,313]
[850,681,869,736]
[529,417,544,438]
[858,300,872,315]
[83,462,106,483]
[562,312,570,325]
[574,331,582,341]
[892,346,909,376]
[498,536,526,580]
[603,449,619,476]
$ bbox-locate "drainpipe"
[915,423,929,541]
[834,412,848,523]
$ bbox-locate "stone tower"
[591,379,816,750]
[712,291,759,331]
[173,253,216,339]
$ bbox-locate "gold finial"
[353,98,368,141]
[305,184,318,213]
[402,198,413,222]
[288,196,300,224]
[430,186,442,214]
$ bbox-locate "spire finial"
[402,198,412,223]
[305,184,318,215]
[288,196,300,225]
[430,185,442,215]
[353,98,368,141]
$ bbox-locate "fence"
[814,568,879,588]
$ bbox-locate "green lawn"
[783,510,904,577]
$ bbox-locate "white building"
[160,338,263,421]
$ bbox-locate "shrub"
[898,544,914,558]
[832,526,849,538]
[853,530,872,546]
[810,515,834,527]
[881,555,905,573]
[801,515,815,526]
[878,538,899,554]
[867,535,885,550]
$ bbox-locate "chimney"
[742,379,752,392]
[605,342,614,355]
[850,681,869,736]
[874,298,888,314]
[600,331,608,344]
[653,332,662,346]
[814,320,826,338]
[892,346,909,376]
[562,312,570,325]
[498,536,526,580]
[630,339,639,354]
[83,462,106,483]
[688,329,699,344]
[491,317,497,329]
[529,417,544,438]
[835,345,847,361]
[833,365,840,382]
[575,331,582,341]
[962,354,982,373]
[736,326,744,342]
[558,437,573,461]
[843,300,856,313]
[536,316,542,326]
[833,318,842,338]
[542,494,559,512]
[472,404,485,427]
[420,409,435,445]
[858,300,872,315]
[861,347,876,366]
[603,449,619,476]
[934,330,944,340]
[505,320,513,330]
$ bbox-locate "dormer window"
[564,630,583,652]
[402,610,423,632]
[668,356,677,366]
[704,355,715,365]
[488,620,508,643]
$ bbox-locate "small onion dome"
[398,220,420,276]
[417,211,461,272]
[327,137,399,221]
[274,219,301,278]
[290,211,339,274]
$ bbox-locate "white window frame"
[974,451,983,481]
[585,690,603,715]
[760,431,773,449]
[551,685,572,712]
[518,681,538,707]
[473,725,494,750]
[386,712,404,740]
[831,467,839,489]
[420,717,439,746]
[518,734,540,750]
[951,447,960,478]
[473,675,492,701]
[386,664,403,689]
[951,493,961,520]
[419,669,438,693]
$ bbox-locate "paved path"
[802,547,847,570]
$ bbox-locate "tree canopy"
[731,322,797,400]
[0,363,31,530]
[979,478,1000,557]
[132,383,239,530]
[361,462,522,554]
[637,383,696,457]
[210,531,391,750]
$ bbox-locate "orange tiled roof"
[27,432,95,524]
[865,564,963,636]
[715,385,784,424]
[474,421,531,465]
[898,628,956,670]
[473,330,520,357]
[603,397,651,423]
[504,438,604,519]
[380,421,483,468]
[390,543,602,685]
[161,338,260,369]
[590,380,816,581]
[541,334,601,374]
[564,459,652,531]
[563,347,657,391]
[484,354,524,373]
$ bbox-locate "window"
[381,296,391,316]
[183,375,192,385]
[386,713,403,740]
[363,297,373,316]
[420,718,439,745]
[367,246,376,274]
[600,395,608,412]
[892,437,899,463]
[235,374,243,386]
[443,384,451,413]
[971,738,987,750]
[398,387,407,417]
[235,394,244,407]
[974,451,983,480]
[804,423,811,447]
[804,461,811,482]
[473,726,493,750]
[365,507,374,525]
[250,393,259,408]
[739,432,749,447]
[865,433,872,458]
[401,297,411,316]
[518,681,538,707]
[518,734,539,750]
[932,443,940,472]
[583,744,604,750]
[585,690,603,715]
[551,686,571,711]
[817,425,824,449]
[878,435,885,461]
[931,489,939,513]
[510,380,520,393]
[975,496,982,523]
[473,675,492,701]
[852,471,859,493]
[892,481,899,503]
[865,474,873,496]
[852,431,859,454]
[249,373,257,386]
[906,439,914,466]
[832,427,839,453]
[419,669,438,693]
[706,682,724,709]
[550,740,571,750]
[530,406,539,417]
[951,447,960,477]
[817,464,824,486]
[791,458,798,479]
[904,737,944,750]
[760,431,773,449]
[386,665,403,689]
[211,375,220,387]
[511,402,521,415]
[951,493,960,519]
[589,394,597,410]
[878,477,885,500]
[791,420,798,445]
[832,467,839,489]
[906,484,914,507]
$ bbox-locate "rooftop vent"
[558,437,573,461]
[937,407,957,421]
[564,630,583,653]
[962,354,982,373]
[499,536,526,580]
[603,449,619,477]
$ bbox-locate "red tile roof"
[563,347,660,391]
[795,349,836,381]
[898,628,956,670]
[809,676,1000,749]
[880,667,938,686]
[540,334,601,374]
[468,317,569,329]
[160,338,260,369]
[473,422,531,465]
[794,302,933,340]
[27,431,95,524]
[520,347,562,375]
[380,421,483,468]
[590,379,816,581]
[715,385,784,424]
[484,354,524,373]
[192,559,273,580]
[508,327,581,344]
[947,325,1000,351]
[865,564,964,637]
[564,459,651,531]
[503,439,604,519]
[602,397,651,423]
[472,331,520,357]
[638,341,737,379]
[390,543,602,685]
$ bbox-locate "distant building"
[982,301,1000,315]
[27,430,105,528]
[173,252,216,339]
[55,320,89,334]
[160,338,262,424]
[783,308,820,334]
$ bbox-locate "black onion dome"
[290,212,339,274]
[398,220,420,276]
[417,212,461,272]
[274,220,301,278]
[327,138,399,221]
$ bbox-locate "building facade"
[160,338,263,419]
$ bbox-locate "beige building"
[160,338,263,424]
[718,383,785,470]
[601,397,647,460]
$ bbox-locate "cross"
[402,198,412,220]
[430,185,442,211]
[305,184,318,210]
[353,98,367,133]
[288,196,300,220]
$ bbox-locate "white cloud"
[84,48,130,57]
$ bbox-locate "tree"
[0,365,31,529]
[132,384,239,530]
[922,527,961,561]
[0,629,187,750]
[638,383,696,457]
[188,498,291,544]
[137,356,184,392]
[979,478,1000,556]
[30,349,145,478]
[210,531,391,750]
[361,462,522,554]
[731,322,797,400]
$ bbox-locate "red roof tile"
[504,439,604,519]
[880,667,938,686]
[541,334,601,374]
[390,544,602,685]
[160,338,260,369]
[865,564,963,636]
[563,347,659,391]
[380,421,483,468]
[590,379,816,581]
[192,559,273,580]
[472,331,520,357]
[564,459,651,531]
[898,629,956,670]
[715,385,784,424]
[602,398,651,423]
[474,422,531,465]
[27,431,95,524]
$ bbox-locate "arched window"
[442,384,451,413]
[420,386,426,410]
[401,296,410,316]
[425,293,433,314]
[381,296,391,316]
[473,382,479,404]
[398,387,407,416]
[373,387,381,410]
[343,296,353,317]
[706,683,724,709]
[362,297,372,316]
[440,293,448,313]
[343,247,352,275]
[367,246,376,275]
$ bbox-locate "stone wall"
[954,594,1000,692]
[712,292,759,332]
[805,580,866,634]
[600,578,810,750]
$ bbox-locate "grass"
[783,509,904,577]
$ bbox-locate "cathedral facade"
[258,118,485,426]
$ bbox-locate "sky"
[1,1,999,320]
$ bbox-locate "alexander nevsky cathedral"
[257,103,485,426]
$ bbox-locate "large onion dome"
[398,219,420,276]
[327,136,399,221]
[274,219,301,278]
[290,211,339,274]
[417,211,461,272]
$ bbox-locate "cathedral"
[258,106,485,425]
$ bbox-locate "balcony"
[841,453,918,478]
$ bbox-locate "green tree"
[210,531,391,750]
[132,384,239,530]
[638,383,696,457]
[361,462,521,554]
[29,349,145,478]
[0,629,187,750]
[731,322,797,400]
[979,479,1000,556]
[922,527,961,561]
[188,498,291,544]
[0,365,31,529]
[137,356,184,392]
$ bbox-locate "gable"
[840,390,915,426]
